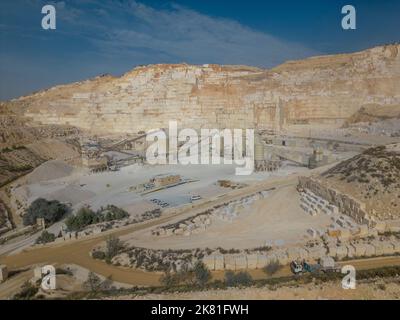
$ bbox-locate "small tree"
[92,250,106,260]
[35,230,56,244]
[23,198,68,226]
[83,272,102,293]
[83,272,114,296]
[105,235,124,262]
[193,261,211,286]
[263,260,283,276]
[100,275,113,291]
[224,270,236,287]
[224,270,253,287]
[235,271,253,286]
[65,206,96,231]
[13,281,39,300]
[160,272,179,287]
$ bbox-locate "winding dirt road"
[2,169,400,289]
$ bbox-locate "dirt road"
[2,166,399,289]
[0,174,301,286]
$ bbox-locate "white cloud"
[0,0,320,100]
[69,0,319,67]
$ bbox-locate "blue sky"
[0,0,399,100]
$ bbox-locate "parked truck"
[290,257,340,275]
[290,260,303,274]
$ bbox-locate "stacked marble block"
[300,189,339,217]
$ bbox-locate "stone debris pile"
[202,235,400,271]
[213,191,269,222]
[152,211,212,237]
[152,191,270,237]
[299,188,339,217]
[325,236,400,260]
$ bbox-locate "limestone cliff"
[1,44,400,134]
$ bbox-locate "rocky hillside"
[344,104,400,126]
[321,144,400,220]
[1,44,399,134]
[0,112,80,186]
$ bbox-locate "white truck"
[290,257,340,275]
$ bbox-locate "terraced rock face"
[321,144,400,220]
[1,44,399,134]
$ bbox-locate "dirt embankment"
[117,277,400,300]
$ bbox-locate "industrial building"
[151,174,181,187]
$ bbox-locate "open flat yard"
[123,184,332,250]
[13,160,308,217]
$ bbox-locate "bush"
[160,272,180,287]
[65,205,129,231]
[13,281,39,300]
[193,261,211,286]
[35,231,56,244]
[105,205,129,220]
[224,271,253,287]
[83,272,114,295]
[83,272,102,293]
[92,250,106,260]
[65,207,97,231]
[159,262,210,288]
[160,270,194,287]
[235,271,253,286]
[105,236,124,261]
[23,198,68,226]
[224,271,236,286]
[263,260,283,276]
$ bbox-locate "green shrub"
[106,236,124,260]
[2,147,12,153]
[65,207,97,231]
[193,261,211,286]
[23,198,68,226]
[13,281,39,300]
[92,250,106,260]
[159,262,211,288]
[35,230,56,244]
[83,272,114,295]
[224,271,253,287]
[263,260,283,276]
[83,272,102,293]
[65,205,129,231]
[160,272,180,287]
